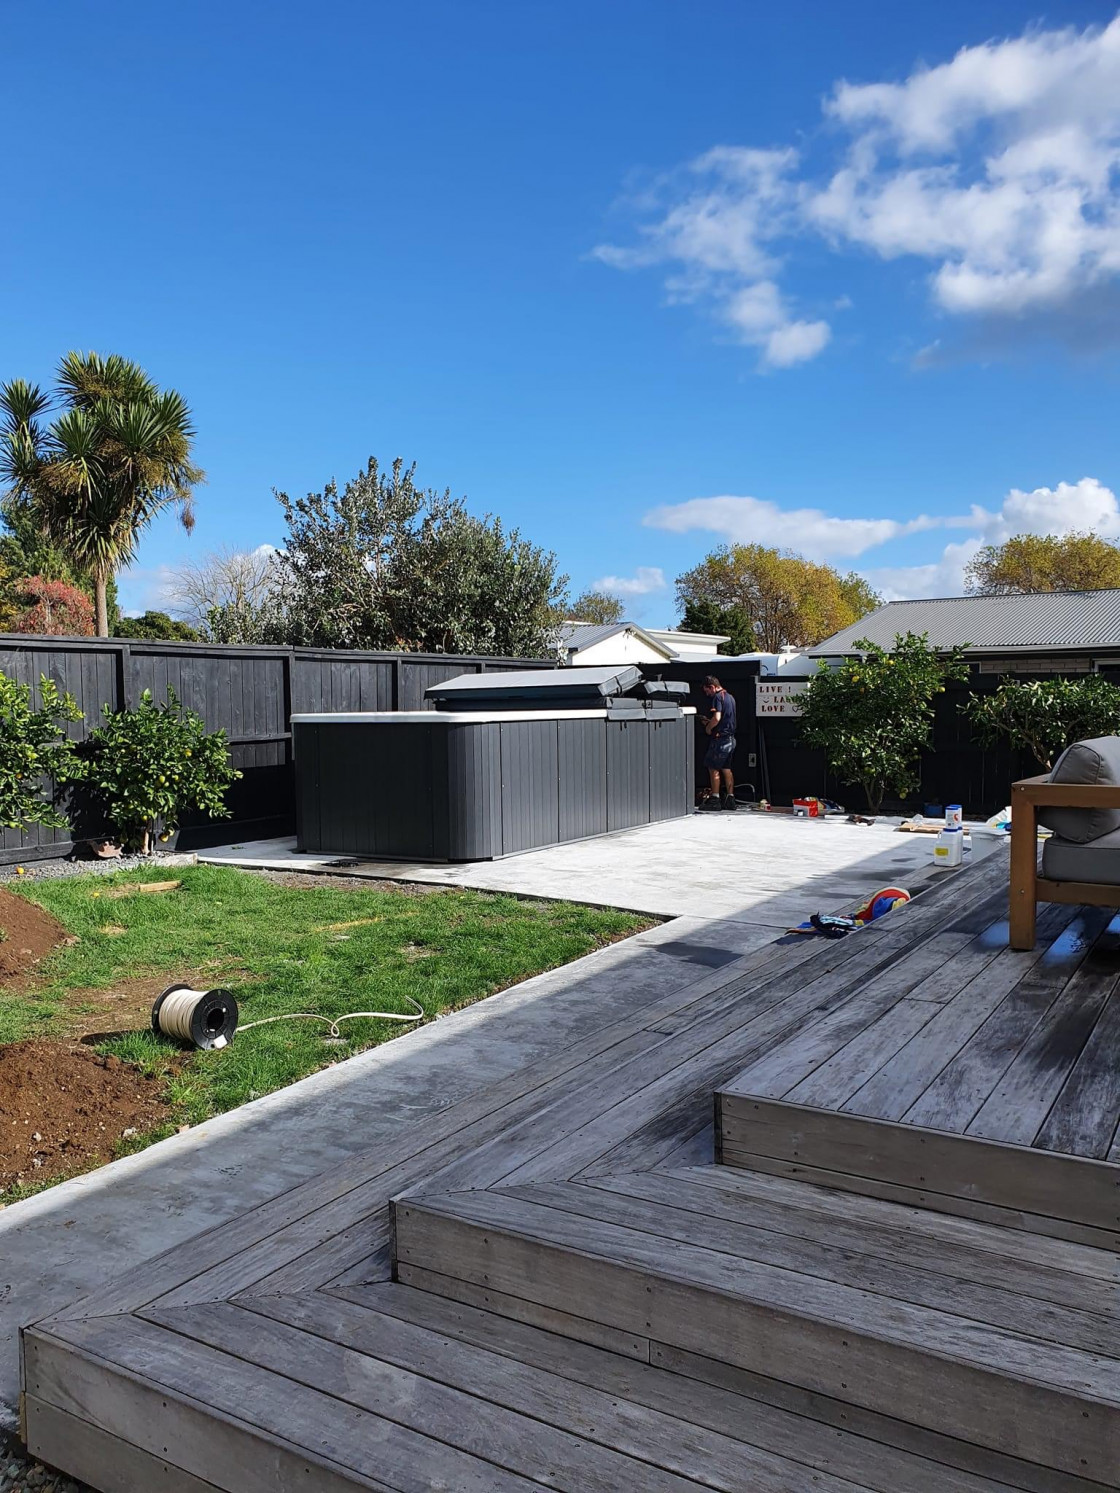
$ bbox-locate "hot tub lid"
[427,665,642,710]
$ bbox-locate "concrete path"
[200,811,1003,925]
[0,814,1005,1429]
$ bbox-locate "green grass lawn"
[2,864,649,1166]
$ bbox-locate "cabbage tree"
[0,353,203,636]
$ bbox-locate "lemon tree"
[72,687,240,852]
[798,632,968,813]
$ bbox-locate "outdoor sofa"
[1010,735,1120,950]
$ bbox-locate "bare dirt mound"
[0,1041,171,1192]
[0,887,68,986]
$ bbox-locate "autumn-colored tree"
[7,576,95,636]
[675,544,880,652]
[964,532,1120,594]
[567,590,625,626]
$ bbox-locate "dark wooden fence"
[0,635,552,863]
[750,674,1051,817]
[642,660,1069,815]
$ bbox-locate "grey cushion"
[1042,825,1120,887]
[1038,736,1120,844]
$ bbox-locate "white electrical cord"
[240,997,424,1039]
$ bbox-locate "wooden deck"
[21,848,1120,1491]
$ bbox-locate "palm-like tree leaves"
[2,352,204,634]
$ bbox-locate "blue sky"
[4,0,1120,619]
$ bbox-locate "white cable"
[240,997,424,1039]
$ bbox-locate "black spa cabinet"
[291,706,694,860]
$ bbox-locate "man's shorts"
[704,735,736,770]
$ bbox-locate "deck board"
[338,1282,1093,1493]
[968,922,1120,1147]
[22,844,1120,1493]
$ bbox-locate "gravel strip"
[0,1438,87,1492]
[0,852,197,885]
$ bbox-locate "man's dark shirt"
[710,689,736,738]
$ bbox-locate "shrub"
[0,671,82,831]
[964,675,1120,770]
[72,687,241,853]
[113,610,200,641]
[7,576,95,636]
[797,632,969,812]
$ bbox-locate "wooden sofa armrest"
[1009,781,1040,950]
[1012,775,1120,808]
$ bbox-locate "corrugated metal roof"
[556,622,630,651]
[811,590,1120,654]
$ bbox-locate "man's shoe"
[722,795,739,811]
[699,796,723,811]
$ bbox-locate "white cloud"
[723,282,832,366]
[644,493,937,561]
[863,476,1120,597]
[591,565,666,596]
[116,564,179,616]
[596,15,1120,356]
[643,475,1120,594]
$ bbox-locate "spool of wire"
[152,984,239,1050]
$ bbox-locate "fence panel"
[0,634,550,863]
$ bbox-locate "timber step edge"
[716,1092,1120,1248]
[391,1186,1120,1485]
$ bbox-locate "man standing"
[700,675,738,811]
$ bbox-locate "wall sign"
[755,679,810,717]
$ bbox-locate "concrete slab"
[200,813,1005,927]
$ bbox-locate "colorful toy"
[787,884,911,938]
[853,885,911,924]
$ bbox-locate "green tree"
[391,507,566,656]
[71,687,240,854]
[964,676,1120,770]
[676,544,881,652]
[797,632,968,812]
[964,532,1120,594]
[267,457,566,656]
[0,353,203,636]
[679,598,754,654]
[267,457,437,649]
[113,611,201,642]
[0,671,82,832]
[568,590,625,626]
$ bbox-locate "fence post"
[283,651,295,770]
[115,643,133,711]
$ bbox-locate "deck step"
[336,1280,1117,1493]
[716,1092,1120,1249]
[29,1281,1084,1493]
[392,1174,1120,1485]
